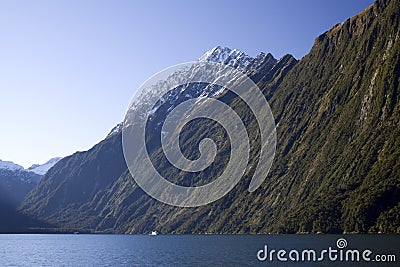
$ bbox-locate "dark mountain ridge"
[0,168,40,208]
[0,157,61,208]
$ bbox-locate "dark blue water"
[0,234,398,266]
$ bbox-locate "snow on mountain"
[133,46,277,114]
[0,159,48,206]
[27,157,61,175]
[106,123,123,138]
[0,157,61,176]
[113,47,280,138]
[199,46,277,72]
[199,46,254,70]
[0,160,24,172]
[0,159,61,208]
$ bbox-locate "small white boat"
[149,231,158,236]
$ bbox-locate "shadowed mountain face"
[0,195,52,233]
[20,0,399,234]
[0,158,61,208]
[0,169,40,208]
[0,159,61,232]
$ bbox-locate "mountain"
[0,158,61,208]
[28,157,62,175]
[0,158,61,232]
[20,0,399,234]
[0,166,40,208]
[19,48,296,232]
[262,0,400,233]
[0,160,24,172]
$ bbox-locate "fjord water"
[0,235,398,266]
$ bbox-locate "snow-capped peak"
[113,46,280,139]
[199,46,233,62]
[28,157,61,175]
[199,46,252,67]
[106,122,123,138]
[0,159,24,172]
[199,46,276,72]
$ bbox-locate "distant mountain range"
[0,157,61,175]
[27,158,62,175]
[13,0,400,234]
[0,158,60,207]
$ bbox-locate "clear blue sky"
[0,0,374,168]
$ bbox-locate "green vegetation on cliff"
[19,0,399,234]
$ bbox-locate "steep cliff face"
[263,0,400,233]
[20,133,127,220]
[20,0,399,234]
